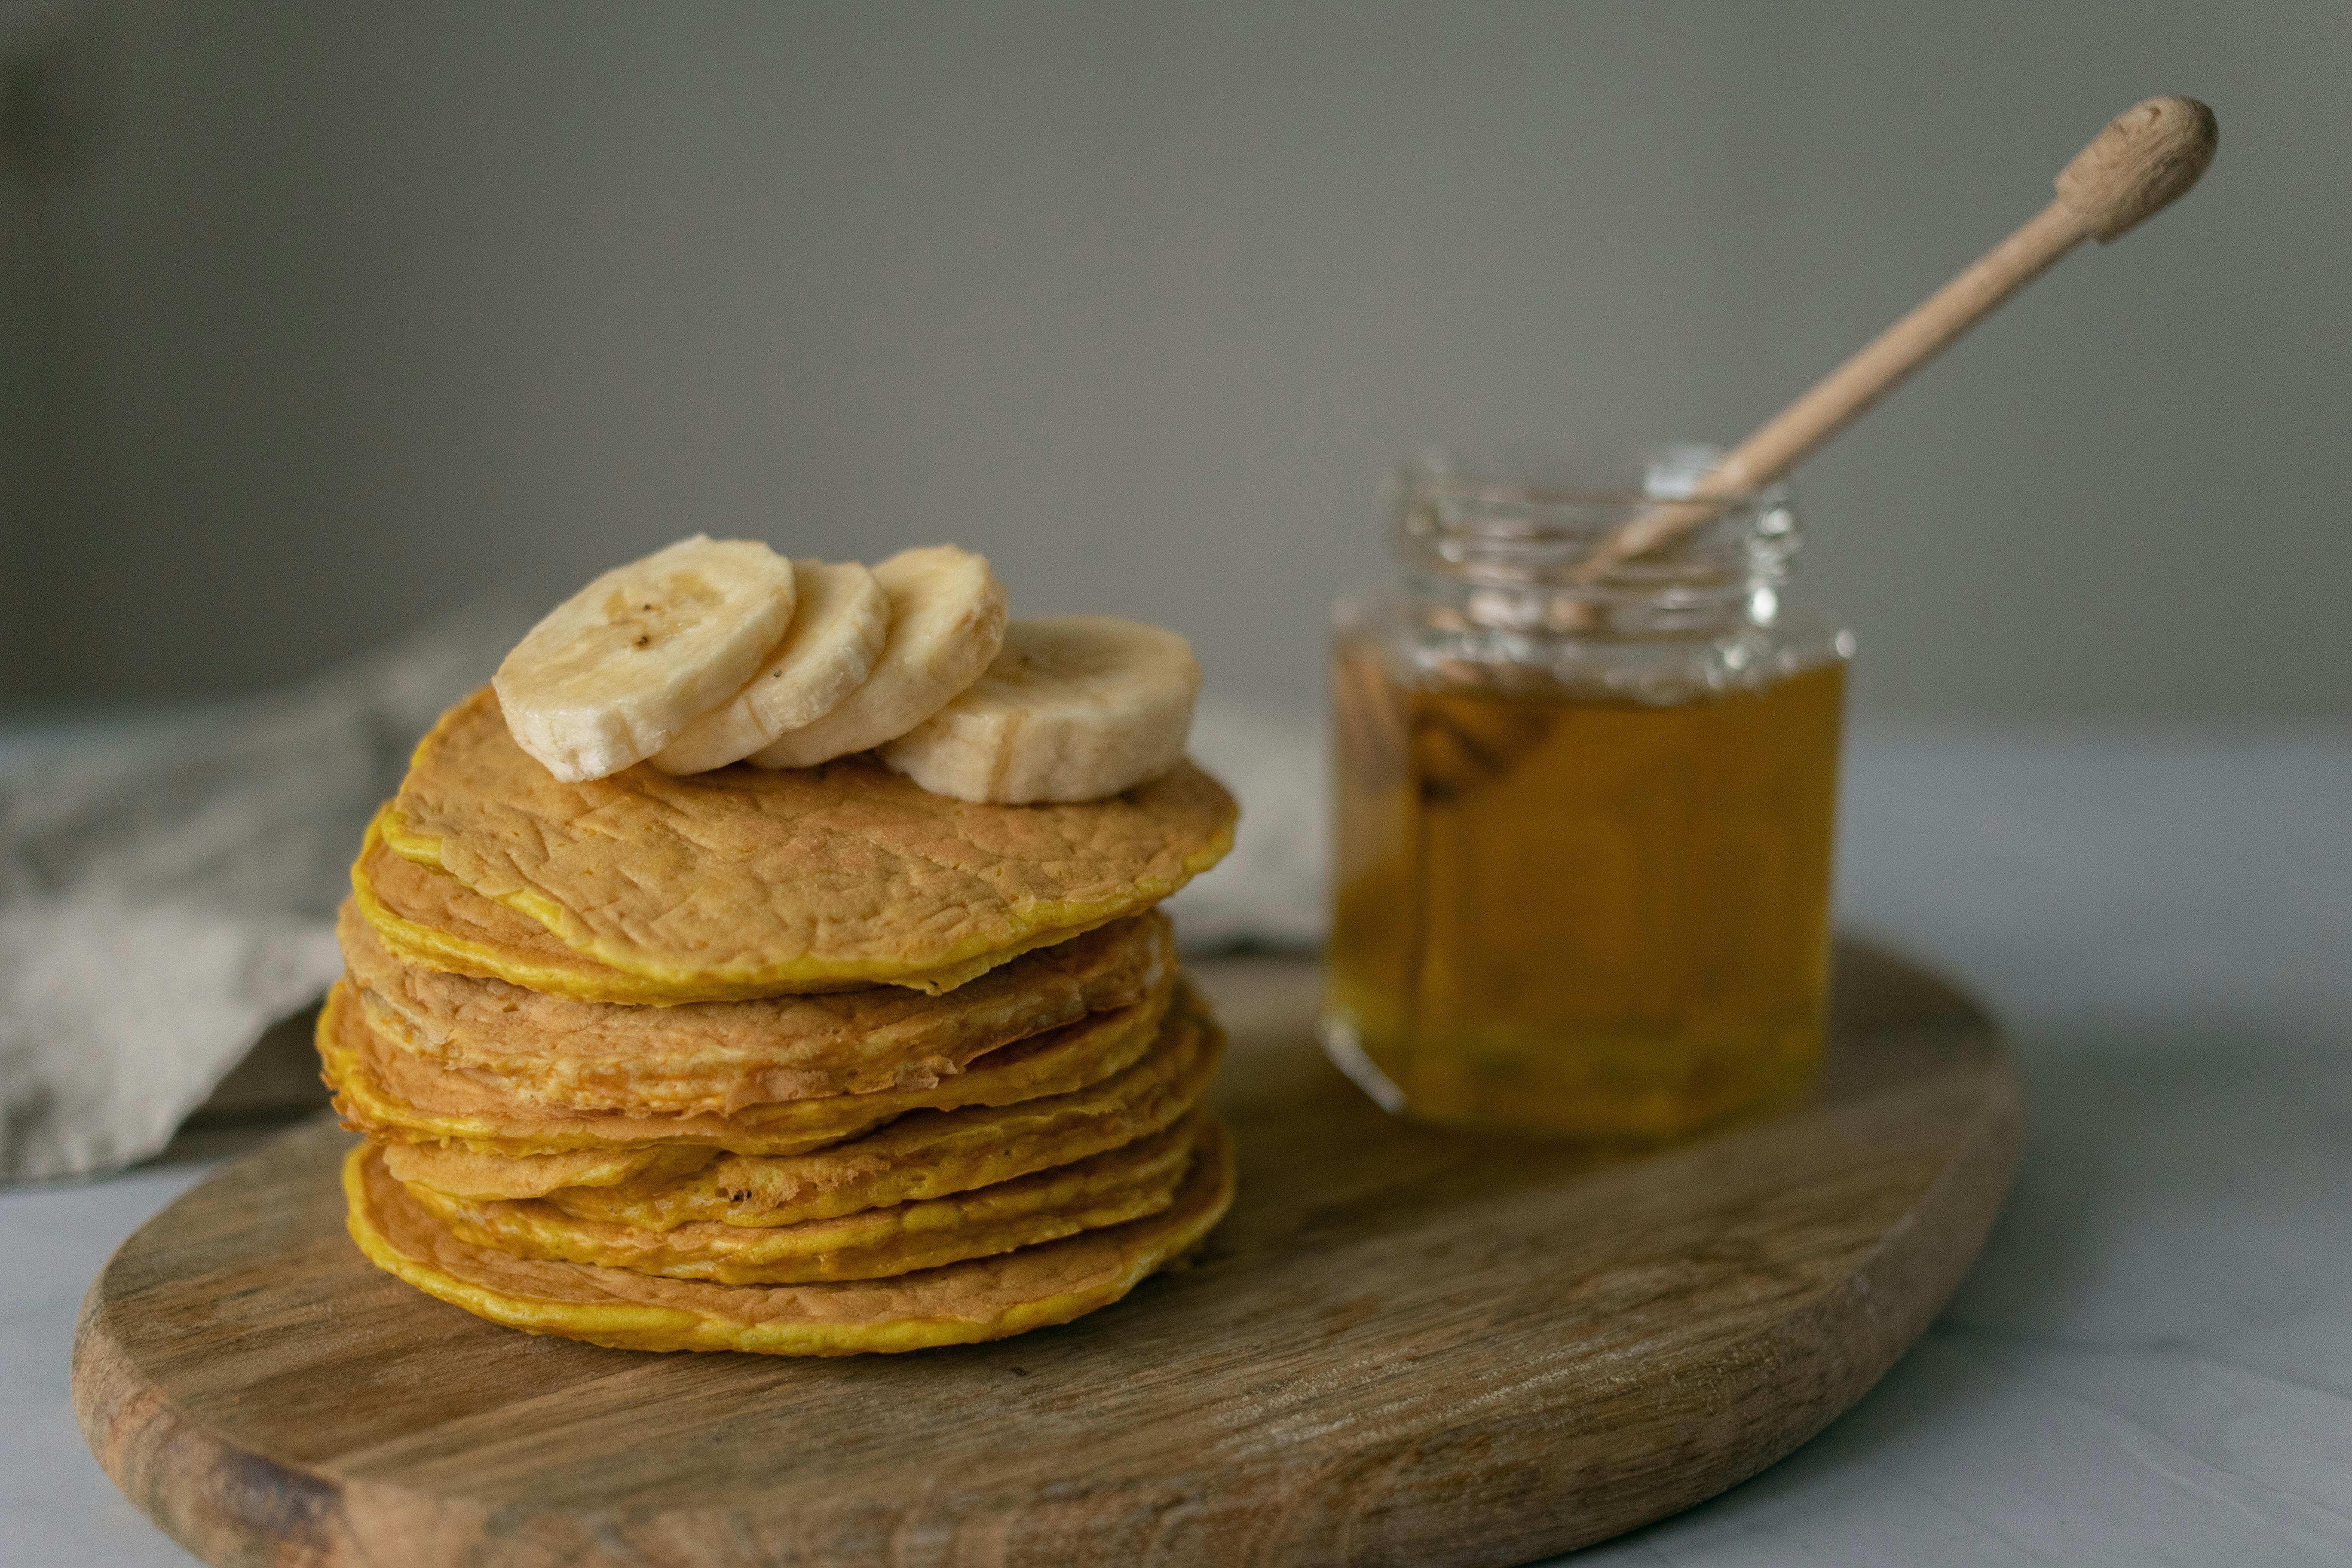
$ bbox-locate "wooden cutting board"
[75,943,2018,1568]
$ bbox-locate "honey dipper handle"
[1579,96,2218,578]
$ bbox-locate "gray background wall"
[1,0,2343,720]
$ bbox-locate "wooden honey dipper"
[1577,95,2218,581]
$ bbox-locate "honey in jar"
[1321,450,1852,1142]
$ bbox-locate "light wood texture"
[1580,94,2217,578]
[2054,95,2221,244]
[75,943,2018,1568]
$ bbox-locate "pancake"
[322,975,1178,1156]
[387,986,1223,1225]
[353,815,1110,1005]
[405,1113,1203,1286]
[346,1116,1236,1355]
[382,687,1235,998]
[379,1144,718,1201]
[342,897,1176,1115]
[354,818,760,1006]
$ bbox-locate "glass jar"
[1321,446,1853,1143]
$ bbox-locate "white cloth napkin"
[0,625,1330,1186]
[1164,699,1328,953]
[0,607,528,1184]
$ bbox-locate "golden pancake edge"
[386,985,1224,1228]
[342,895,1177,1115]
[406,1112,1207,1286]
[323,975,1181,1157]
[346,1116,1237,1356]
[377,688,1235,999]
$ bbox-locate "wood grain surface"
[74,943,2018,1568]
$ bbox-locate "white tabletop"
[6,724,2349,1567]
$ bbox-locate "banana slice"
[648,560,891,774]
[494,536,796,782]
[749,545,1008,770]
[878,616,1200,803]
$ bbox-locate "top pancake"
[383,689,1235,998]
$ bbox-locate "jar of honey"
[1322,447,1853,1143]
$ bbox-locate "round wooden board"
[75,942,2018,1568]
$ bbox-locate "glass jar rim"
[1390,445,1789,541]
[1409,475,1772,510]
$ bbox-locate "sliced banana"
[494,536,796,783]
[648,560,891,774]
[748,545,1008,770]
[878,616,1200,803]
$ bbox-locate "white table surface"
[5,723,2348,1567]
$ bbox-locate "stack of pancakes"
[325,689,1240,1355]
